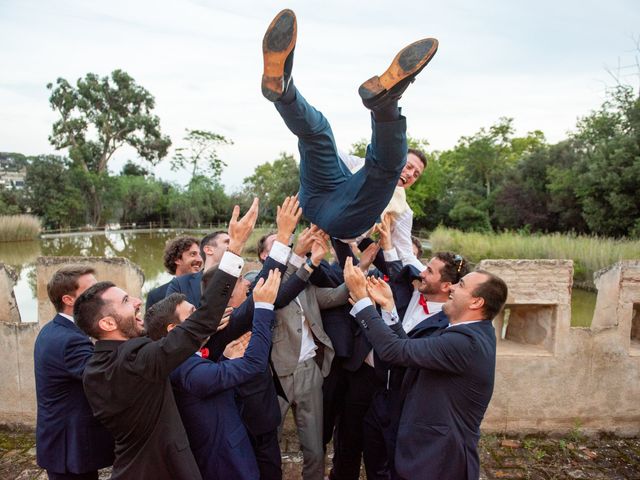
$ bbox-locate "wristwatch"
[305,257,318,270]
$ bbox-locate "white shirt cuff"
[381,307,399,325]
[254,302,274,311]
[383,248,399,262]
[218,251,244,277]
[349,297,373,317]
[269,241,291,265]
[289,252,305,268]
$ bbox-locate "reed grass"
[0,215,41,242]
[429,226,640,284]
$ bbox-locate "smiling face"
[417,257,448,296]
[442,272,488,323]
[397,152,425,188]
[175,243,203,276]
[101,286,145,339]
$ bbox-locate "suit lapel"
[408,311,449,338]
[189,273,202,306]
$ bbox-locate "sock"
[279,78,297,105]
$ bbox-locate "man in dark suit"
[344,257,508,480]
[146,236,203,310]
[144,269,281,480]
[75,199,258,480]
[34,265,114,480]
[165,230,231,307]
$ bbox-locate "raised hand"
[293,224,319,257]
[276,195,302,244]
[216,306,234,332]
[228,197,259,255]
[375,212,394,251]
[223,331,252,359]
[344,256,368,303]
[310,229,330,266]
[358,242,380,272]
[366,276,395,311]
[252,269,282,304]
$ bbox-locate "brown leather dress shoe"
[262,9,297,102]
[358,38,439,110]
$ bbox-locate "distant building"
[0,153,27,189]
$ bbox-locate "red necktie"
[199,347,209,359]
[418,294,430,315]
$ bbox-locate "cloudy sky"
[1,0,639,191]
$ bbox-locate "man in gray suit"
[258,227,349,480]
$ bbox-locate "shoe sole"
[262,9,297,101]
[358,38,438,103]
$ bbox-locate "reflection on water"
[0,231,186,323]
[0,230,599,327]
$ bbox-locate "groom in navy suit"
[34,265,114,480]
[344,258,508,480]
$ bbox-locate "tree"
[242,153,300,221]
[24,155,88,229]
[171,129,232,182]
[47,69,171,225]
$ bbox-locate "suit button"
[297,328,302,333]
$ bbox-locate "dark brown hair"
[73,281,115,339]
[472,269,508,320]
[144,293,186,341]
[408,148,427,167]
[434,252,470,284]
[257,231,276,263]
[47,265,96,313]
[200,230,227,260]
[163,236,199,275]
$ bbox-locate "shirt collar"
[58,312,74,323]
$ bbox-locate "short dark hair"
[144,293,186,341]
[163,236,199,275]
[411,236,423,259]
[74,281,116,339]
[200,230,227,260]
[434,252,470,284]
[47,265,96,312]
[408,148,427,168]
[257,231,276,263]
[472,270,508,320]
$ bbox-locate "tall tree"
[47,69,171,225]
[170,129,232,182]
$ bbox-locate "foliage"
[430,226,640,285]
[0,214,41,242]
[241,152,300,221]
[171,129,233,182]
[47,69,171,225]
[167,176,230,228]
[24,155,88,229]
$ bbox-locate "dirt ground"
[2,416,639,480]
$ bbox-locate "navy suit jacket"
[170,307,275,480]
[355,306,497,480]
[34,314,114,473]
[146,281,170,311]
[167,271,203,306]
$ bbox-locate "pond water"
[0,231,598,327]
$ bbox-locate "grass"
[429,226,640,285]
[0,214,41,242]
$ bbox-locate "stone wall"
[0,257,639,435]
[0,257,143,425]
[479,259,640,436]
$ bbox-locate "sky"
[1,0,639,192]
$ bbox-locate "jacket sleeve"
[315,283,350,310]
[174,308,274,398]
[63,334,95,381]
[355,305,473,374]
[134,263,238,382]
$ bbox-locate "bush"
[0,214,41,242]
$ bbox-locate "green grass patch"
[429,226,640,286]
[0,214,41,242]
